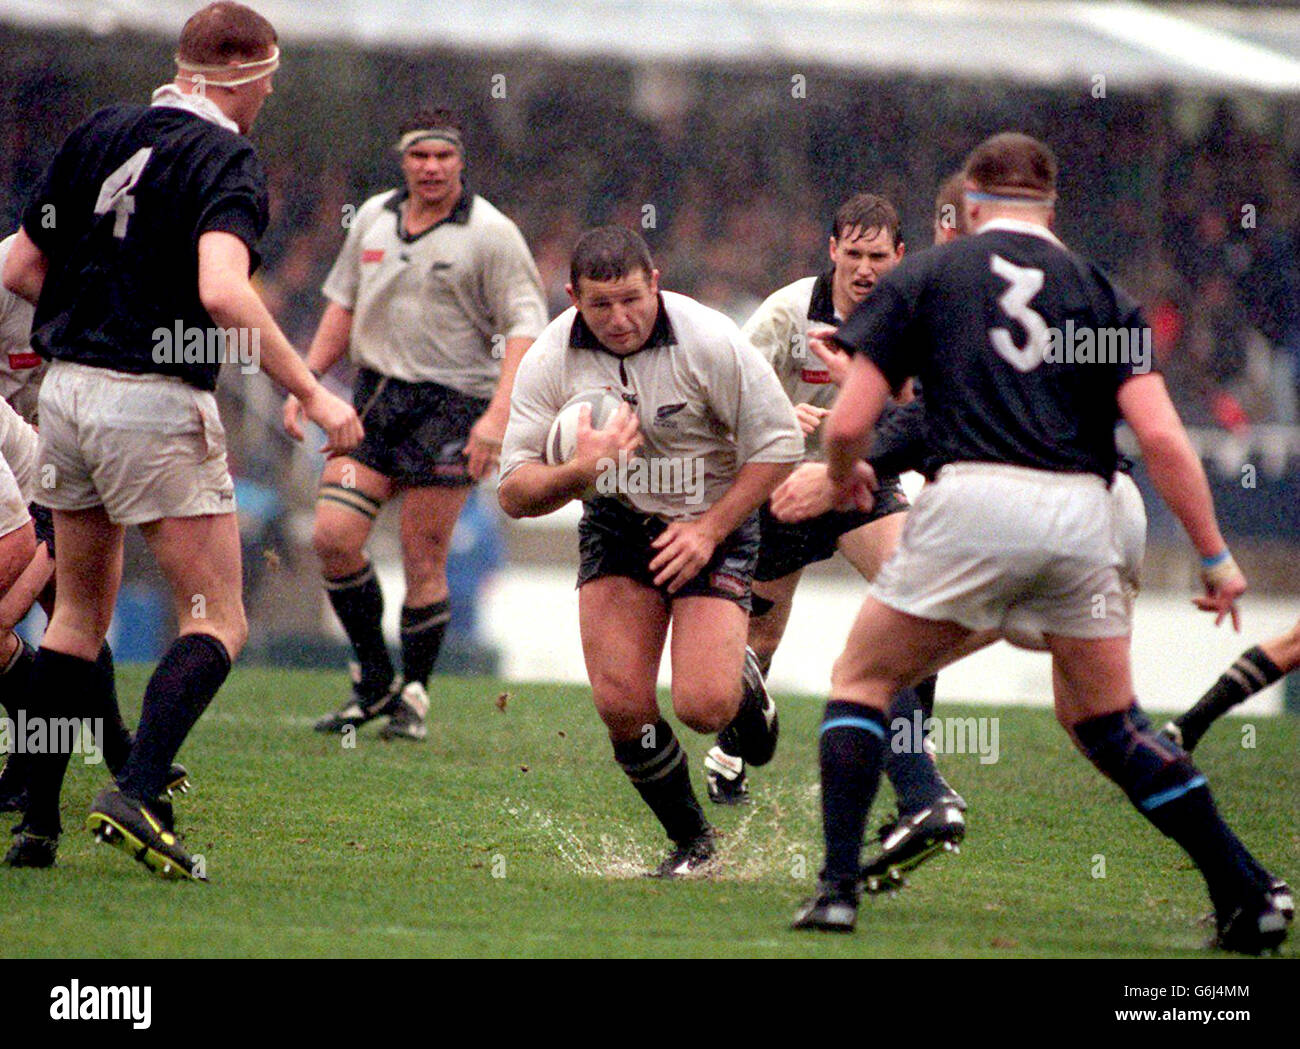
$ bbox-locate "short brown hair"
[964,132,1057,200]
[934,171,969,235]
[832,193,902,247]
[570,226,655,290]
[178,2,276,65]
[399,108,463,137]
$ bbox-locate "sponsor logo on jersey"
[800,367,832,384]
[7,352,40,370]
[361,249,385,263]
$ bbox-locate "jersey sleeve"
[195,148,269,271]
[831,277,918,392]
[709,328,804,465]
[321,201,370,311]
[498,324,566,483]
[740,289,798,378]
[481,219,548,343]
[20,121,84,262]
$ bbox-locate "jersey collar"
[149,84,241,135]
[383,184,473,243]
[569,294,676,357]
[808,269,838,325]
[975,217,1064,249]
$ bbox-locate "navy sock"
[92,642,134,775]
[400,599,450,689]
[1074,703,1269,910]
[325,563,393,698]
[613,720,708,845]
[119,634,231,803]
[22,647,101,836]
[882,677,946,815]
[1175,646,1283,752]
[819,700,887,883]
[0,638,36,796]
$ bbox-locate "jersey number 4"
[94,147,153,240]
[989,255,1049,372]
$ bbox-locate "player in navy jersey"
[791,133,1289,953]
[1,2,362,877]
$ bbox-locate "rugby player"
[499,226,802,876]
[792,133,1290,953]
[2,1,362,876]
[1162,618,1300,753]
[0,233,190,820]
[705,193,966,879]
[292,109,547,742]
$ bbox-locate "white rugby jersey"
[741,271,840,457]
[323,188,547,399]
[0,234,45,424]
[500,290,804,521]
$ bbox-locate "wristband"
[1200,549,1230,569]
[1201,551,1241,589]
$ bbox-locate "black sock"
[1175,646,1284,751]
[92,642,134,775]
[0,638,36,796]
[400,599,450,689]
[22,647,101,837]
[882,677,946,816]
[325,563,393,698]
[1075,703,1269,911]
[613,721,708,845]
[119,634,231,803]
[819,700,887,883]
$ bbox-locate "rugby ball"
[545,389,625,466]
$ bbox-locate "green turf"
[0,666,1295,958]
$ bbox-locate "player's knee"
[312,517,363,569]
[671,682,736,734]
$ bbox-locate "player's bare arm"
[1,228,49,305]
[770,460,878,523]
[467,335,534,481]
[499,403,641,518]
[823,352,892,504]
[1117,371,1245,628]
[650,460,793,593]
[282,300,354,441]
[197,231,362,455]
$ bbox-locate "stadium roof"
[10,0,1300,93]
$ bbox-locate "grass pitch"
[0,666,1296,959]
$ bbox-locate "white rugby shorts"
[36,361,235,525]
[0,396,38,538]
[871,461,1134,641]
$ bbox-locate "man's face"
[402,140,464,207]
[829,224,903,309]
[567,269,661,355]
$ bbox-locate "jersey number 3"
[94,147,153,240]
[989,255,1049,372]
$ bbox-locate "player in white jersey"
[499,226,803,876]
[290,109,548,742]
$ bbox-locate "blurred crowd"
[4,29,1300,450]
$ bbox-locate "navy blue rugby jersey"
[21,102,268,391]
[834,220,1151,481]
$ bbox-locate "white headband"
[176,46,280,88]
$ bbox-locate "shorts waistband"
[937,462,1108,490]
[49,360,191,387]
